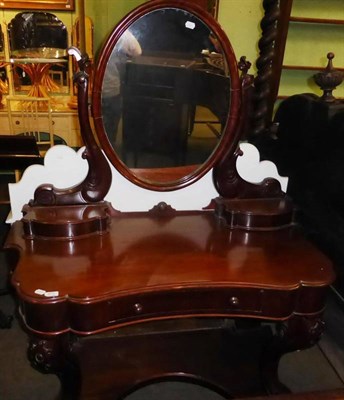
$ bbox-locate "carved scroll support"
[261,314,326,394]
[213,56,292,230]
[213,147,292,230]
[32,47,112,207]
[214,56,283,199]
[21,48,112,239]
[213,147,283,200]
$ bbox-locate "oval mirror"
[92,0,241,191]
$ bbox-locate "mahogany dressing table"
[5,1,335,399]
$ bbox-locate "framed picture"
[0,0,75,11]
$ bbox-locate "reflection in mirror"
[101,7,230,173]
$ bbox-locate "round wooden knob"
[134,303,143,313]
[229,296,239,306]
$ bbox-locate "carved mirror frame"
[91,0,242,192]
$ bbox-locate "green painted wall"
[85,0,146,57]
[85,0,264,69]
[280,0,344,98]
[217,0,263,74]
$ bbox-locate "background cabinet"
[0,109,81,148]
[51,112,82,148]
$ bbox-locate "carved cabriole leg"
[28,334,80,399]
[261,314,326,394]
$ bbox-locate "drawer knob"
[134,303,143,313]
[229,296,239,306]
[15,120,20,125]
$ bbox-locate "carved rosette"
[28,337,67,373]
[276,314,325,351]
[149,202,176,216]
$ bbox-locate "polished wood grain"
[5,210,335,398]
[21,203,111,240]
[7,211,334,335]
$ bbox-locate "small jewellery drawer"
[68,287,296,333]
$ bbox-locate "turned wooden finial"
[313,52,344,102]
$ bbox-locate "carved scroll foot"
[261,314,325,395]
[28,336,68,373]
[28,335,80,398]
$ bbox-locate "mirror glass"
[100,7,231,181]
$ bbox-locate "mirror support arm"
[31,47,112,206]
[212,58,294,231]
[213,57,283,199]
